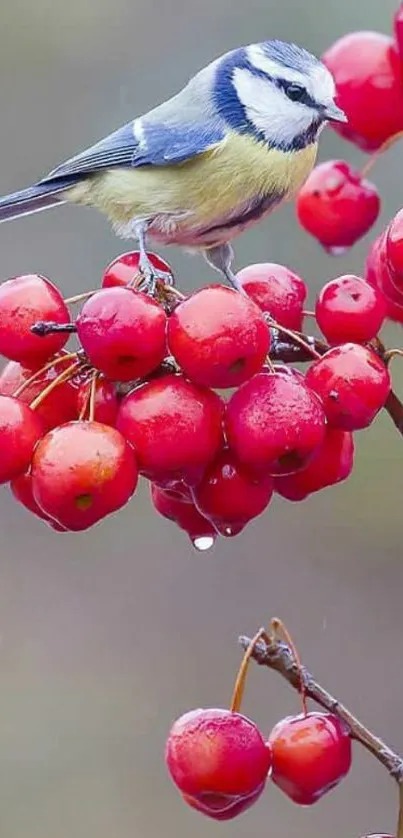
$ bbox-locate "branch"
[238,633,403,782]
[385,390,403,435]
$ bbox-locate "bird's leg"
[203,243,246,295]
[134,222,174,293]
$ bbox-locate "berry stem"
[29,360,83,410]
[64,290,97,305]
[265,354,276,373]
[31,320,77,337]
[229,627,267,714]
[270,618,308,716]
[302,309,316,318]
[383,349,403,362]
[239,629,403,782]
[78,376,92,421]
[88,371,98,423]
[360,130,403,179]
[12,352,79,398]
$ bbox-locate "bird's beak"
[323,102,348,123]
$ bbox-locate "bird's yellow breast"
[67,132,317,244]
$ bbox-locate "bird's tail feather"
[0,177,77,223]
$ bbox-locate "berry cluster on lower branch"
[164,618,403,828]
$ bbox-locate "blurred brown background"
[0,1,402,836]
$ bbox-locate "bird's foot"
[132,261,175,296]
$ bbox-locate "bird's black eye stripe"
[279,79,316,107]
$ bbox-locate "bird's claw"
[136,263,175,296]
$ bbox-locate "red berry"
[315,275,386,344]
[0,275,71,364]
[31,421,138,531]
[76,375,119,426]
[151,484,217,550]
[182,784,265,820]
[268,712,352,805]
[306,344,391,430]
[386,209,403,294]
[234,263,307,330]
[0,395,44,483]
[117,374,224,486]
[225,369,326,476]
[102,250,173,288]
[165,708,272,803]
[275,428,354,501]
[192,449,274,536]
[366,232,403,323]
[76,287,167,382]
[0,355,78,431]
[153,479,193,503]
[167,285,270,388]
[296,161,380,254]
[322,32,403,151]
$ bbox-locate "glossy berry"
[117,374,224,486]
[151,485,217,550]
[296,161,380,253]
[76,287,167,381]
[323,32,403,151]
[76,375,119,426]
[0,274,71,364]
[315,275,386,344]
[366,232,403,324]
[31,421,138,531]
[0,395,44,484]
[268,712,352,805]
[153,479,193,503]
[10,472,67,531]
[182,784,265,820]
[166,708,272,806]
[235,263,307,330]
[225,369,326,476]
[167,285,270,388]
[0,355,78,431]
[275,428,354,501]
[192,449,274,536]
[102,250,173,287]
[386,209,403,294]
[306,344,391,430]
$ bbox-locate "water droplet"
[192,535,215,552]
[325,245,349,257]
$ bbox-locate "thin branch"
[385,390,403,435]
[269,331,329,363]
[238,633,403,782]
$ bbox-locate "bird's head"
[214,40,346,150]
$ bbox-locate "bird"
[0,39,346,293]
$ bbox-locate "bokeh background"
[0,1,402,836]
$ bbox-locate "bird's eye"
[285,83,306,102]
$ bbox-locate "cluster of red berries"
[296,4,403,324]
[0,251,394,544]
[165,630,352,821]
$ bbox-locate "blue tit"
[0,39,346,292]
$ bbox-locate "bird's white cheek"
[233,67,315,146]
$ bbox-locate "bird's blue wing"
[41,119,224,184]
